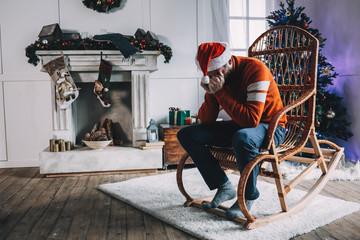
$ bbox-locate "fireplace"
[37,50,163,174]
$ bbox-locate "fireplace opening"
[73,81,133,147]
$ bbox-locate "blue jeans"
[177,121,285,200]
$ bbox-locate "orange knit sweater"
[198,56,287,128]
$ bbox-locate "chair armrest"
[263,89,316,150]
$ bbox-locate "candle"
[151,132,156,140]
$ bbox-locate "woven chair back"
[248,26,319,155]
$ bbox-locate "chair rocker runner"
[176,26,344,229]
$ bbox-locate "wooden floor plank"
[3,177,63,240]
[45,176,90,240]
[125,204,147,240]
[163,223,199,240]
[86,175,113,240]
[25,177,79,239]
[0,168,39,202]
[143,213,168,240]
[0,168,359,240]
[0,168,15,185]
[336,180,360,195]
[0,176,54,240]
[0,171,42,221]
[106,174,128,240]
[65,175,101,239]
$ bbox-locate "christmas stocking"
[43,55,79,110]
[94,57,112,107]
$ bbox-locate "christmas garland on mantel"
[25,37,172,66]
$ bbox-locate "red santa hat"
[195,42,231,84]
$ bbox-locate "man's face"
[207,61,232,84]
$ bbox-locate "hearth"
[37,50,163,174]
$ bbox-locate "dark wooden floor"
[0,167,359,240]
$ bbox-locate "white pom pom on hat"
[195,42,231,84]
[201,76,210,84]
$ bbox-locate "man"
[177,42,287,219]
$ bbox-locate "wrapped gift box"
[169,110,190,125]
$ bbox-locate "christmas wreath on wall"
[82,0,122,13]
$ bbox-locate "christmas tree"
[267,0,352,141]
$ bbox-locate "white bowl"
[83,140,112,150]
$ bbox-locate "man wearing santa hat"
[177,42,287,219]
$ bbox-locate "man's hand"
[208,72,225,94]
[201,71,224,94]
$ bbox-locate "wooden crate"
[159,124,193,166]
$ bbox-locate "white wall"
[0,0,59,167]
[0,0,214,167]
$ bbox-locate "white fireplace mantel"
[36,50,163,175]
[36,50,161,72]
[36,50,161,147]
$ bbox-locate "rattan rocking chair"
[176,26,344,229]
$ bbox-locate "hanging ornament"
[327,109,336,119]
[320,66,331,77]
[307,77,311,84]
[286,11,291,17]
[303,23,309,28]
[316,121,321,127]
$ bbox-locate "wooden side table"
[158,124,193,168]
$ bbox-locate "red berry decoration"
[303,23,309,28]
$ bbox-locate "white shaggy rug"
[281,160,360,181]
[99,169,359,240]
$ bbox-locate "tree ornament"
[286,11,291,17]
[303,22,309,28]
[327,109,336,119]
[307,77,311,84]
[320,66,332,77]
[83,0,122,13]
